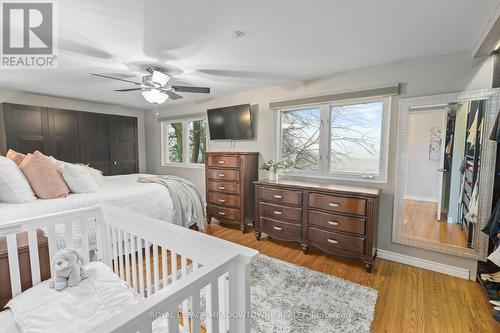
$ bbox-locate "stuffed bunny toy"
[49,248,89,291]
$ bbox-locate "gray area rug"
[250,255,378,333]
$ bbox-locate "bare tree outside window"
[189,119,207,163]
[330,102,383,174]
[281,108,321,170]
[168,122,183,163]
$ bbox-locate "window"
[162,117,207,166]
[276,97,390,181]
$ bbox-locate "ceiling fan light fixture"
[141,89,169,104]
[151,70,170,87]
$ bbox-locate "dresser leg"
[241,225,246,234]
[301,244,309,254]
[364,262,373,273]
[255,231,261,240]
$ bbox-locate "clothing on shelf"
[489,245,500,267]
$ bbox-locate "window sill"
[161,163,206,169]
[281,171,387,184]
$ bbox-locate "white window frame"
[160,116,208,168]
[275,96,391,183]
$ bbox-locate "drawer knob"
[218,160,225,164]
[219,174,225,177]
[218,199,226,203]
[273,194,283,199]
[218,186,225,190]
[328,221,339,226]
[218,211,226,216]
[273,226,283,231]
[327,238,339,244]
[329,202,341,208]
[273,210,283,215]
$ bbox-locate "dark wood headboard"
[1,102,139,176]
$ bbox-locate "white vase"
[269,172,278,182]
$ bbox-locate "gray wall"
[146,51,494,275]
[0,90,148,172]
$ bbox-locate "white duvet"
[0,174,174,223]
[0,174,176,251]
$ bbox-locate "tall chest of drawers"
[254,180,380,272]
[205,152,259,233]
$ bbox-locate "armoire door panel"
[47,109,84,162]
[3,104,48,154]
[83,113,112,166]
[109,115,138,175]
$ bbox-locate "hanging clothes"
[465,180,479,223]
[490,108,500,142]
[483,199,500,246]
[466,111,478,147]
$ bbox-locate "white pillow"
[57,162,99,193]
[0,156,37,203]
[77,164,104,187]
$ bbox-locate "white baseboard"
[377,249,470,280]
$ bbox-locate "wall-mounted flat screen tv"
[207,104,253,140]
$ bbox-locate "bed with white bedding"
[0,174,175,224]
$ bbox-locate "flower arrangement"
[260,160,293,181]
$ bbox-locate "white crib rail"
[0,205,257,333]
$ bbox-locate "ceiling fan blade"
[164,90,183,100]
[90,73,141,85]
[115,88,142,92]
[171,85,210,94]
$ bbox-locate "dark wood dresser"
[206,152,259,233]
[254,180,380,272]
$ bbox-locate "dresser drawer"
[208,192,240,208]
[259,202,302,223]
[260,187,302,206]
[260,218,302,241]
[207,180,240,194]
[308,193,366,216]
[308,227,365,254]
[308,210,365,235]
[207,168,240,181]
[207,155,240,168]
[208,205,240,221]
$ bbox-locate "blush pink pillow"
[6,149,26,165]
[19,151,69,199]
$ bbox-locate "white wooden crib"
[1,204,258,333]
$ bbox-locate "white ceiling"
[0,0,498,109]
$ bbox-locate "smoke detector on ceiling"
[232,31,245,39]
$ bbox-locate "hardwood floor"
[402,199,468,248]
[205,222,499,333]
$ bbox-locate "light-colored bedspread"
[0,174,175,249]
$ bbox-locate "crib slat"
[125,232,131,285]
[181,256,189,326]
[130,234,138,292]
[171,252,177,282]
[137,237,145,297]
[46,225,57,276]
[167,304,180,333]
[145,241,152,297]
[206,279,220,333]
[6,234,21,297]
[153,244,159,293]
[110,226,118,274]
[27,229,41,285]
[64,221,73,248]
[117,230,125,280]
[191,290,201,333]
[95,219,105,263]
[162,247,168,287]
[81,220,89,263]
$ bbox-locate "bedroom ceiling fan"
[90,66,210,105]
